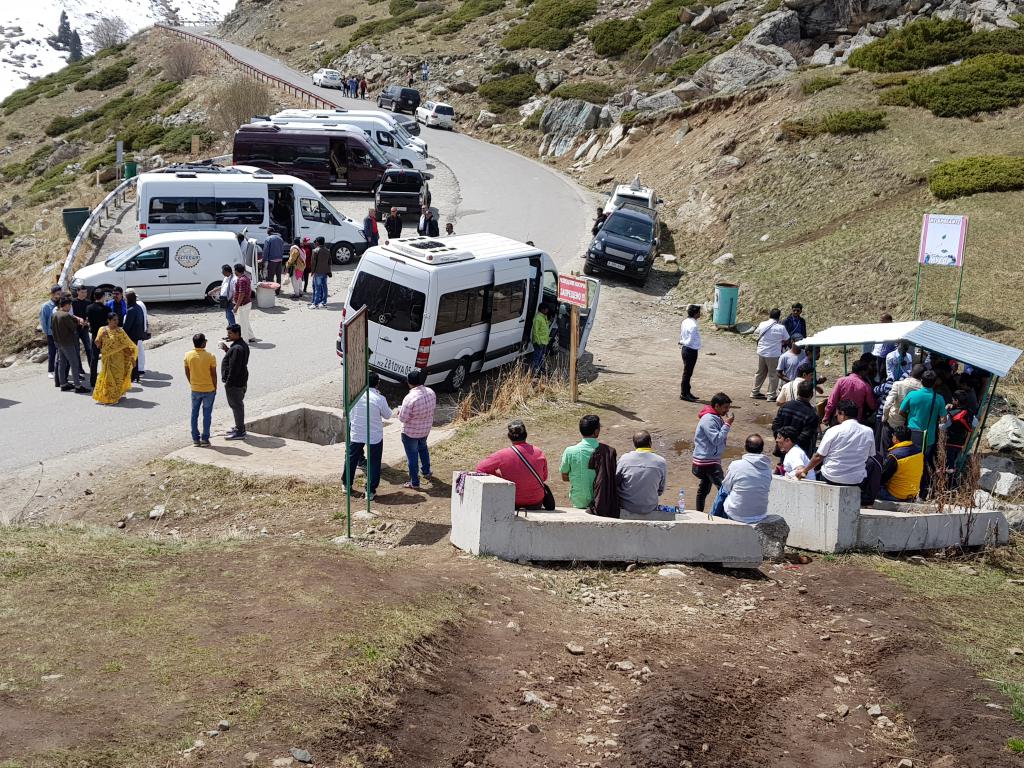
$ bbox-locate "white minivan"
[137,168,368,264]
[262,116,428,170]
[271,108,428,154]
[336,234,601,390]
[72,231,256,303]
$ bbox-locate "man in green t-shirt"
[899,369,946,498]
[560,414,601,509]
[531,304,552,376]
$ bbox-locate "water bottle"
[677,489,686,514]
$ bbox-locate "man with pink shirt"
[476,420,549,508]
[823,358,877,426]
[397,368,437,489]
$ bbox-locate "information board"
[343,306,368,411]
[557,274,588,308]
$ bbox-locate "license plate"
[377,355,411,376]
[605,261,626,270]
[396,206,407,212]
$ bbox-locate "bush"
[45,110,100,137]
[523,107,543,129]
[211,76,273,133]
[434,0,505,33]
[929,156,1024,199]
[334,13,358,26]
[871,72,912,88]
[164,41,203,82]
[587,19,642,56]
[550,81,616,103]
[801,74,842,95]
[667,51,713,77]
[1,60,93,114]
[906,53,1024,116]
[849,18,1024,72]
[477,73,539,106]
[5,131,24,140]
[389,0,416,14]
[782,109,886,137]
[501,0,596,50]
[160,124,214,153]
[877,86,912,106]
[632,0,688,52]
[619,109,639,126]
[351,2,442,41]
[488,59,524,75]
[74,60,134,91]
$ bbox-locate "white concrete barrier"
[768,476,1010,553]
[451,474,763,568]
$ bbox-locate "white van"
[264,116,427,170]
[137,168,368,264]
[72,231,256,303]
[271,108,428,154]
[337,234,601,390]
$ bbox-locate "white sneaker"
[48,372,54,378]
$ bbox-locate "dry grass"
[163,41,205,82]
[454,363,569,423]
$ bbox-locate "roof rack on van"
[384,238,474,264]
[238,123,282,132]
[151,162,234,175]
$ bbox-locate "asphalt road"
[0,31,594,480]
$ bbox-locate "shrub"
[877,86,912,106]
[667,51,713,77]
[929,156,1024,199]
[389,0,416,15]
[587,19,642,56]
[477,73,539,106]
[164,41,203,82]
[5,131,24,140]
[550,81,616,103]
[849,18,1024,72]
[488,59,523,75]
[74,60,133,91]
[523,107,543,129]
[905,53,1024,116]
[801,74,842,95]
[160,124,214,153]
[782,109,886,137]
[632,0,688,52]
[619,109,638,126]
[435,0,505,33]
[871,72,912,88]
[45,110,100,137]
[501,0,596,50]
[334,13,357,26]
[1,60,93,114]
[351,2,442,40]
[211,76,273,133]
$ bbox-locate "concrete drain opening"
[245,405,344,446]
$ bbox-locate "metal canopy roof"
[797,320,1022,378]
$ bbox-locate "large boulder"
[634,89,683,112]
[641,24,698,72]
[539,98,605,157]
[691,6,718,30]
[746,9,802,46]
[476,110,498,128]
[535,69,565,93]
[979,468,1024,498]
[693,43,797,95]
[987,415,1024,454]
[754,515,790,562]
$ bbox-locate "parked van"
[138,166,369,263]
[71,231,256,303]
[232,123,391,194]
[263,117,427,171]
[337,234,601,390]
[271,108,428,154]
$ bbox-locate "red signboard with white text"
[557,275,588,308]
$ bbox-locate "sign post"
[913,213,969,327]
[557,274,588,403]
[342,306,370,538]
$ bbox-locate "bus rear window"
[348,272,425,333]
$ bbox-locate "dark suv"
[584,203,660,285]
[375,168,432,217]
[378,85,422,114]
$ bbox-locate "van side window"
[490,280,526,323]
[217,198,264,225]
[301,198,337,224]
[435,287,487,335]
[377,132,393,147]
[148,197,216,224]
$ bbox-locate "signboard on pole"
[557,275,588,308]
[918,214,968,267]
[343,306,369,410]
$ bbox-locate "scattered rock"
[634,89,682,112]
[691,6,718,30]
[716,154,745,172]
[148,504,166,520]
[987,415,1024,454]
[957,565,979,576]
[476,110,498,128]
[217,720,230,731]
[875,715,894,728]
[897,760,913,768]
[524,690,556,710]
[506,620,521,633]
[753,515,790,561]
[611,660,635,671]
[525,723,541,733]
[712,252,735,266]
[797,585,808,594]
[979,467,1023,498]
[289,747,312,763]
[867,703,882,717]
[834,674,850,684]
[836,703,850,717]
[40,673,63,682]
[205,730,221,737]
[271,759,294,768]
[534,69,565,93]
[1008,646,1024,656]
[243,752,259,764]
[673,121,690,144]
[693,12,800,95]
[565,642,586,655]
[658,567,686,578]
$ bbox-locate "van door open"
[576,276,601,355]
[483,261,533,371]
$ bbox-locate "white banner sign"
[918,213,968,267]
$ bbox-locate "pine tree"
[57,11,72,48]
[69,30,83,62]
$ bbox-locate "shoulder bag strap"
[510,445,546,493]
[755,320,776,342]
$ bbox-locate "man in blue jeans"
[396,368,437,489]
[309,236,332,309]
[346,372,393,500]
[184,333,218,447]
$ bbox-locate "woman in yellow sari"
[93,312,136,405]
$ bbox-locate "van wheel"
[204,281,222,305]
[400,159,413,168]
[445,358,471,392]
[331,242,355,265]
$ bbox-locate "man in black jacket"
[122,292,146,383]
[384,207,403,240]
[416,206,439,237]
[220,324,250,440]
[771,379,820,456]
[85,289,109,387]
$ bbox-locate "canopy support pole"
[959,375,999,472]
[913,262,922,320]
[952,259,966,329]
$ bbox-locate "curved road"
[0,31,594,486]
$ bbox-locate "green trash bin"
[713,282,739,328]
[123,160,139,179]
[61,207,90,241]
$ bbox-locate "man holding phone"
[691,392,735,513]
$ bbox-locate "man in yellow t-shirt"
[184,333,218,447]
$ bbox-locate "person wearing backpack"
[476,420,550,509]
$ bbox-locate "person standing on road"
[363,208,380,248]
[92,312,135,405]
[530,304,551,377]
[233,264,255,341]
[476,420,549,509]
[127,290,149,378]
[417,206,439,237]
[262,228,285,294]
[122,292,146,384]
[751,308,790,401]
[40,285,62,380]
[384,207,403,241]
[105,287,126,325]
[772,379,820,458]
[219,264,237,327]
[52,297,87,393]
[396,368,437,490]
[286,239,306,299]
[783,303,807,343]
[85,289,109,388]
[71,286,94,383]
[346,372,393,500]
[692,392,734,513]
[359,77,367,99]
[310,236,332,309]
[220,324,250,441]
[184,333,217,447]
[678,304,701,402]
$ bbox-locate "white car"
[415,101,455,130]
[312,69,343,89]
[603,181,663,215]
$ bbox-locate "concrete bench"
[450,474,764,569]
[768,475,1010,553]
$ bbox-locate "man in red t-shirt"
[476,420,548,509]
[233,263,255,342]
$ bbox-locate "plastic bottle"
[677,489,686,514]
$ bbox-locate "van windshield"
[104,247,135,268]
[349,271,425,333]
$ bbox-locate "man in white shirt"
[775,426,815,480]
[345,372,393,500]
[678,304,702,402]
[751,308,790,401]
[795,400,875,486]
[885,342,914,383]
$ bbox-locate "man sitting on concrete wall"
[714,434,773,524]
[615,430,667,517]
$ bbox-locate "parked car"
[415,101,455,130]
[584,203,660,285]
[312,69,343,89]
[377,84,422,114]
[393,112,420,136]
[375,168,431,218]
[602,181,663,215]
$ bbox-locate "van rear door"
[577,276,601,355]
[483,260,534,370]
